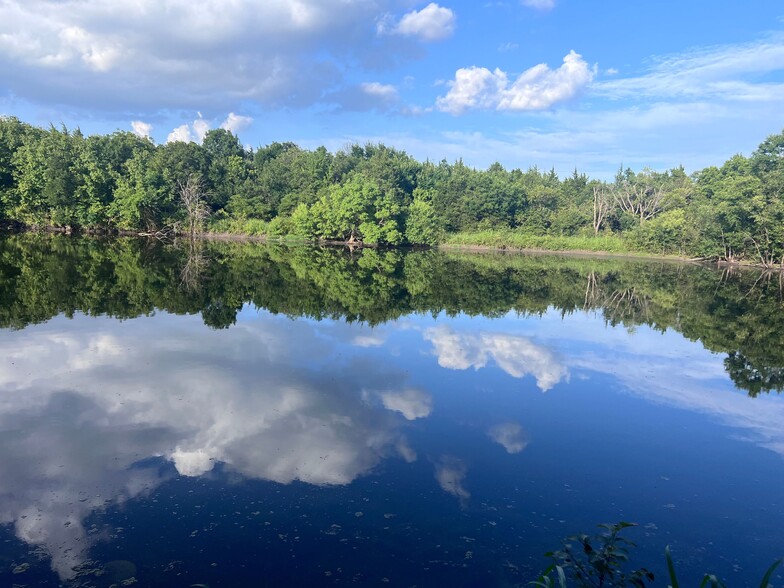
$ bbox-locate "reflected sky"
[0,304,782,583]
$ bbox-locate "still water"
[0,234,782,586]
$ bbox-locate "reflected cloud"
[424,325,568,391]
[549,311,784,459]
[396,437,418,463]
[434,456,470,505]
[0,312,428,578]
[379,388,433,420]
[0,392,170,579]
[488,422,528,454]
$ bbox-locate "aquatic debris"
[12,562,30,574]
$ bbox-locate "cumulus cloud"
[166,123,195,144]
[0,0,418,112]
[221,112,253,134]
[488,422,528,454]
[130,120,152,138]
[192,116,211,142]
[424,325,568,391]
[166,115,211,143]
[436,50,595,114]
[388,3,456,42]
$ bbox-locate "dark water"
[0,234,782,587]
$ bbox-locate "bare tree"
[612,170,665,223]
[178,174,210,238]
[180,239,207,291]
[592,184,610,235]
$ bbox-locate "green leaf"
[665,546,680,588]
[759,557,783,588]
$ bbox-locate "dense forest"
[1,233,782,396]
[1,116,783,263]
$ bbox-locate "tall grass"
[207,217,268,236]
[442,230,634,254]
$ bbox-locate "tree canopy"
[1,116,783,260]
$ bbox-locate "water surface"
[0,235,782,586]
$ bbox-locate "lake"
[0,234,782,587]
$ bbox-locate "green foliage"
[444,230,634,254]
[533,522,654,588]
[3,118,784,263]
[405,191,443,245]
[266,215,293,237]
[535,525,783,588]
[207,216,268,236]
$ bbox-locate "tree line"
[1,233,782,396]
[1,116,783,263]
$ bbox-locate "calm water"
[0,234,783,587]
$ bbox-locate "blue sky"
[1,0,783,177]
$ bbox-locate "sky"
[1,0,783,177]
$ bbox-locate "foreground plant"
[534,522,783,587]
[532,522,654,587]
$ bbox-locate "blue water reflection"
[0,302,782,585]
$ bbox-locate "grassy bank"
[441,230,637,254]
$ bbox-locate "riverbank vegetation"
[1,234,783,396]
[1,116,783,264]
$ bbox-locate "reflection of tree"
[604,287,652,324]
[179,239,207,292]
[1,233,784,395]
[725,352,784,397]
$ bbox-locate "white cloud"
[385,3,456,42]
[436,50,595,114]
[192,117,210,143]
[352,333,386,347]
[521,0,555,9]
[488,422,528,454]
[221,112,253,134]
[595,35,784,102]
[166,115,211,144]
[424,325,568,391]
[434,456,470,503]
[130,120,152,138]
[380,388,433,420]
[361,81,399,101]
[0,0,413,112]
[166,123,194,144]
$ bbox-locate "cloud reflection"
[488,422,529,454]
[379,388,433,420]
[434,456,470,505]
[0,312,427,578]
[424,325,568,391]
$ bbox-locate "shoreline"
[3,224,781,271]
[439,243,783,272]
